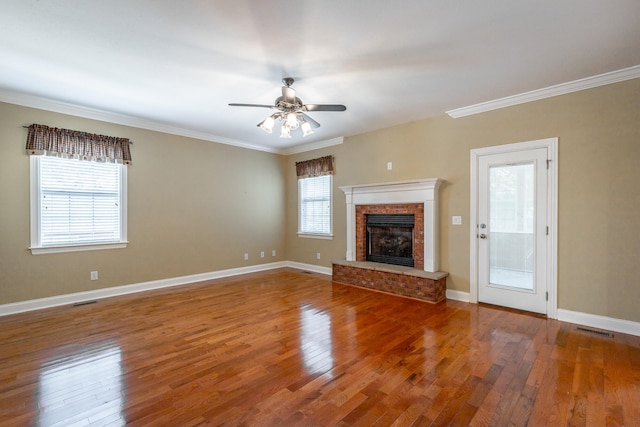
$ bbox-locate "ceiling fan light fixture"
[280,123,291,138]
[301,119,314,137]
[285,112,299,130]
[259,115,276,133]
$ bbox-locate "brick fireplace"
[356,203,424,269]
[333,179,448,303]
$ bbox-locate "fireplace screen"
[366,214,415,267]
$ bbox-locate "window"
[30,156,127,254]
[298,174,332,238]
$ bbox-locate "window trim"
[29,156,128,255]
[297,174,333,239]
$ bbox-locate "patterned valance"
[295,155,334,178]
[25,124,132,165]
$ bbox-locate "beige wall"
[1,78,638,323]
[285,78,640,323]
[0,103,286,304]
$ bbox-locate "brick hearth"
[332,260,448,303]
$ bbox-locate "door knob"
[479,233,487,239]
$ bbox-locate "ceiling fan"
[229,77,347,138]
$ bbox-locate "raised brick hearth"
[332,260,448,303]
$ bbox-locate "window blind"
[299,175,331,235]
[39,156,122,246]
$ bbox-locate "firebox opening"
[366,214,415,267]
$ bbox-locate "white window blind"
[298,175,332,236]
[33,156,125,249]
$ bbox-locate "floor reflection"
[300,305,334,374]
[37,342,124,426]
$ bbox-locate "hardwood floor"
[1,268,639,426]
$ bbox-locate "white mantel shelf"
[340,179,443,273]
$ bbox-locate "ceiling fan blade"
[281,86,296,104]
[301,113,320,128]
[303,104,347,112]
[228,103,275,108]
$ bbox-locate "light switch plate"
[452,216,462,225]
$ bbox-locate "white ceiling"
[1,1,639,153]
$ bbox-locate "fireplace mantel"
[340,179,442,272]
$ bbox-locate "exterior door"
[477,147,549,314]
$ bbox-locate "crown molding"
[0,89,282,153]
[446,65,640,118]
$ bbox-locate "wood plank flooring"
[1,268,639,426]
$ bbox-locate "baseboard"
[286,261,332,276]
[557,309,640,337]
[443,292,638,337]
[0,262,290,317]
[446,289,470,302]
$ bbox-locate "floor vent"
[73,300,98,307]
[302,271,313,274]
[576,326,614,338]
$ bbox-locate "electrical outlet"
[244,253,249,260]
[90,271,98,281]
[316,252,321,260]
[272,250,276,257]
[387,161,393,170]
[260,251,265,258]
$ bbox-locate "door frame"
[470,138,558,318]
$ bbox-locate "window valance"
[25,124,132,165]
[295,155,334,179]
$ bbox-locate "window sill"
[297,233,333,240]
[30,242,128,255]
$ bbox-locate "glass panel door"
[476,145,548,315]
[489,163,535,290]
